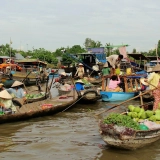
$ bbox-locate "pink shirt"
[108,77,120,89]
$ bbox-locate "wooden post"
[135,79,138,91]
[124,77,128,92]
[102,77,105,91]
[130,78,133,91]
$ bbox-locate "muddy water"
[0,75,160,160]
[0,100,160,160]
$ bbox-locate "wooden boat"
[79,89,101,103]
[100,91,138,102]
[0,91,78,124]
[58,87,101,103]
[99,120,160,150]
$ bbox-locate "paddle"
[95,88,157,116]
[22,71,32,83]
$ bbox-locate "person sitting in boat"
[0,90,17,114]
[6,81,26,98]
[75,80,84,91]
[106,75,121,92]
[106,54,123,75]
[143,65,160,111]
[74,63,85,79]
[0,83,5,92]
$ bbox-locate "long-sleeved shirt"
[6,88,25,98]
[107,55,120,69]
[148,72,160,89]
[108,77,120,89]
[0,98,17,112]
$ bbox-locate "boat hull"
[100,91,138,102]
[101,133,160,150]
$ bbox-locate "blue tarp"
[95,53,106,63]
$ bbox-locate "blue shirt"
[7,88,25,98]
[75,83,84,91]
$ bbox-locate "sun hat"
[0,83,4,86]
[11,81,24,87]
[103,63,108,68]
[60,72,66,76]
[79,63,83,66]
[140,78,149,86]
[147,68,153,73]
[0,90,12,99]
[75,80,84,84]
[152,65,160,72]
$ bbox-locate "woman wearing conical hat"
[74,63,84,79]
[6,81,26,98]
[144,65,160,110]
[0,90,17,113]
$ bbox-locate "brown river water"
[0,80,160,160]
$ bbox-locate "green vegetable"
[155,114,160,121]
[145,110,154,118]
[103,113,139,130]
[140,112,147,119]
[137,112,142,118]
[139,108,145,113]
[127,112,132,117]
[155,109,160,115]
[134,107,141,113]
[128,105,135,112]
[131,112,137,118]
[149,115,157,122]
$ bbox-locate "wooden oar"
[22,71,32,83]
[95,88,157,116]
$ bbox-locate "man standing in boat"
[106,54,123,75]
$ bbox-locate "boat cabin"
[15,59,47,73]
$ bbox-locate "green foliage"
[103,113,139,130]
[84,38,102,48]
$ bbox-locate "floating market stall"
[0,90,78,124]
[98,104,160,150]
[100,74,147,102]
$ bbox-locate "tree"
[84,38,102,48]
[133,48,136,53]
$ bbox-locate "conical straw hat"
[11,81,24,87]
[75,80,84,84]
[152,65,160,72]
[140,78,149,86]
[0,90,12,99]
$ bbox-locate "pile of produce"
[25,92,45,99]
[127,105,160,122]
[103,113,140,130]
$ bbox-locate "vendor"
[75,80,84,91]
[144,65,160,110]
[74,63,85,79]
[106,54,123,74]
[7,81,26,98]
[0,90,17,114]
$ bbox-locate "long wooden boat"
[0,91,78,124]
[100,91,138,102]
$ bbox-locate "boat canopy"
[128,53,149,60]
[146,56,160,60]
[15,59,47,66]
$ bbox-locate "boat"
[0,90,78,124]
[79,89,101,103]
[58,87,101,103]
[99,119,160,150]
[98,105,160,150]
[100,91,138,102]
